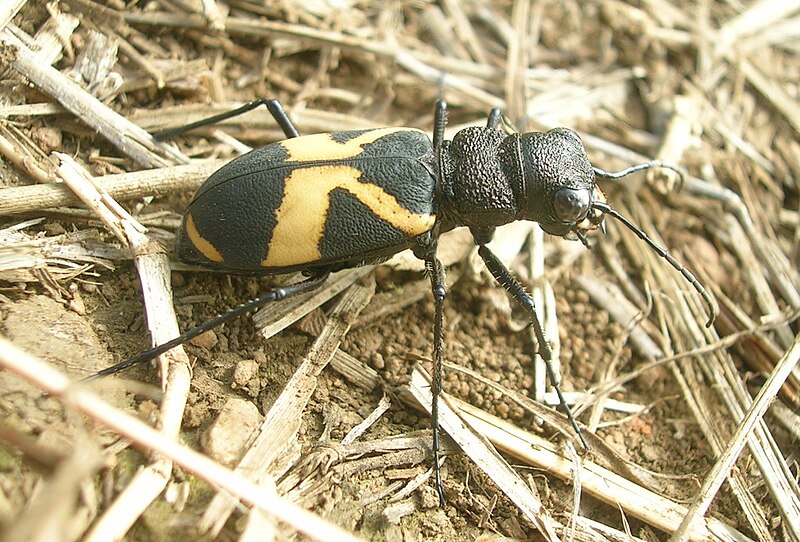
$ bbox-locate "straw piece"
[0,338,362,542]
[54,153,192,540]
[200,277,375,536]
[0,159,226,216]
[0,29,187,168]
[457,399,748,541]
[0,0,25,30]
[672,332,800,541]
[408,367,562,542]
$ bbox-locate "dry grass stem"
[55,152,193,539]
[200,277,375,536]
[408,367,562,542]
[0,159,226,216]
[672,332,800,540]
[459,399,750,542]
[0,125,52,184]
[0,0,25,30]
[3,2,799,540]
[253,267,374,340]
[0,338,362,542]
[0,30,186,168]
[616,200,775,540]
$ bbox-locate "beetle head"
[512,128,601,237]
[504,128,716,327]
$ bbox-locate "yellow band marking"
[262,165,435,268]
[279,128,425,162]
[185,214,224,263]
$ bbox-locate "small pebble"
[640,443,660,463]
[232,358,259,388]
[31,125,62,153]
[189,329,218,350]
[201,398,262,466]
[496,402,509,417]
[171,272,186,287]
[253,350,267,364]
[68,291,86,316]
[80,282,97,293]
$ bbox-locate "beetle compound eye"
[553,187,591,223]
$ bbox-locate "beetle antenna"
[594,161,685,191]
[591,201,716,327]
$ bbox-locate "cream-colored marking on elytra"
[279,127,426,163]
[262,165,435,268]
[185,214,224,263]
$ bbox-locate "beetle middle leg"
[154,98,301,140]
[473,229,589,450]
[424,253,448,506]
[413,234,448,505]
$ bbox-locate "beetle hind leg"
[263,99,300,138]
[87,272,329,380]
[154,98,301,140]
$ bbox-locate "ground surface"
[1,2,798,542]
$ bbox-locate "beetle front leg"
[476,242,589,450]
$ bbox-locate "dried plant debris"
[0,1,799,541]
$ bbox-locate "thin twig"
[200,277,376,536]
[0,29,187,168]
[0,338,362,542]
[0,159,225,216]
[671,332,800,541]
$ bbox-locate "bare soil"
[1,2,798,541]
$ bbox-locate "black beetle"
[96,98,715,504]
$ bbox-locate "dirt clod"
[201,397,263,467]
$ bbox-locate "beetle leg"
[85,272,330,380]
[433,99,447,152]
[476,243,589,451]
[263,99,300,138]
[154,98,300,140]
[485,108,502,129]
[423,251,448,506]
